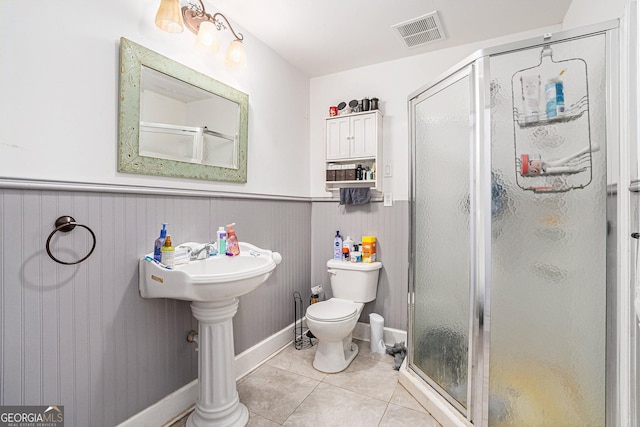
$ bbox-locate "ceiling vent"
[392,11,446,49]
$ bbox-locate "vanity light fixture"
[155,0,184,33]
[154,0,247,67]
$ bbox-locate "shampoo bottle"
[161,235,175,267]
[545,74,565,118]
[154,223,168,262]
[333,231,343,260]
[217,226,227,257]
[226,223,240,256]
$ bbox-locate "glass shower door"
[488,34,607,426]
[410,67,473,412]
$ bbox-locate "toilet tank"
[326,259,382,303]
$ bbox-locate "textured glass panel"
[412,73,471,408]
[488,35,606,426]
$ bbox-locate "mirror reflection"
[118,37,249,183]
[139,66,239,169]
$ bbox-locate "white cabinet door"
[326,117,350,160]
[351,113,377,158]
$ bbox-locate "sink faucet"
[190,243,216,260]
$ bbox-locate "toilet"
[306,259,382,373]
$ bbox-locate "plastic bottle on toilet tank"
[333,231,343,260]
[342,236,354,261]
[362,236,377,263]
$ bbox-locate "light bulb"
[226,39,246,67]
[195,21,219,52]
[154,0,184,33]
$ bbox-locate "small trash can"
[369,313,386,354]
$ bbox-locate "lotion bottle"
[333,231,343,260]
[154,223,168,262]
[161,235,175,267]
[226,223,240,256]
[217,226,227,257]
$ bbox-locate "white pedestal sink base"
[187,299,249,427]
[138,242,282,426]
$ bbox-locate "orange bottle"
[342,246,350,261]
[226,223,240,256]
[362,236,376,263]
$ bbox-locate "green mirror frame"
[118,37,249,183]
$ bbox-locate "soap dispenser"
[161,235,175,267]
[154,223,168,262]
[226,223,240,256]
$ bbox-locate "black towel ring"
[46,216,96,265]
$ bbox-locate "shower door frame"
[407,20,620,426]
[407,64,479,420]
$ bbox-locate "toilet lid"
[307,299,357,322]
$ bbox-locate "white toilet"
[306,259,383,373]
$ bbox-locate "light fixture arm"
[211,12,243,41]
[182,0,243,41]
[188,0,207,17]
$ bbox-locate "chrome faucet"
[188,243,216,261]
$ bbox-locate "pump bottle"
[161,235,175,267]
[226,223,240,256]
[154,223,168,262]
[333,231,343,260]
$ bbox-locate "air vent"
[392,11,446,49]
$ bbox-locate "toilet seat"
[306,299,357,322]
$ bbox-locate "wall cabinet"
[325,110,382,191]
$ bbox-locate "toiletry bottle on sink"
[154,223,168,262]
[226,223,240,256]
[161,235,175,267]
[217,226,227,257]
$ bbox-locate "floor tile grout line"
[377,402,392,427]
[170,338,436,426]
[281,379,323,426]
[317,376,397,405]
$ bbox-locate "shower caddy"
[511,36,596,194]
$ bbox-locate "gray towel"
[339,188,370,205]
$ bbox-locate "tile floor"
[170,339,441,427]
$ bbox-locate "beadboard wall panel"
[310,200,409,330]
[0,188,310,427]
[0,187,408,426]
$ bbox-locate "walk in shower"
[405,21,619,426]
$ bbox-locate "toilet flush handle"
[327,269,337,276]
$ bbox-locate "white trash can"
[369,313,386,354]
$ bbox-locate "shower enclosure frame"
[406,20,620,426]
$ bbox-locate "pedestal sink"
[139,242,282,427]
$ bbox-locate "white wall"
[563,0,629,29]
[0,0,310,197]
[309,25,562,200]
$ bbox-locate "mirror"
[118,38,248,183]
